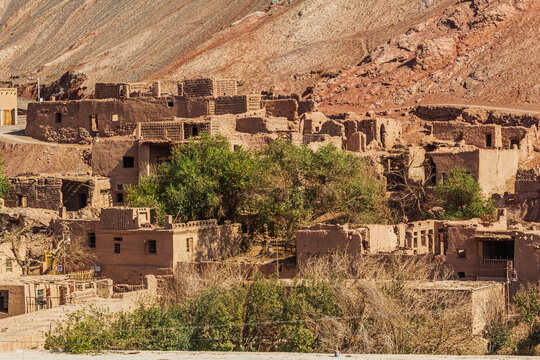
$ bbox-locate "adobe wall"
[92,138,139,205]
[364,224,399,253]
[5,177,62,210]
[443,225,478,279]
[0,243,22,280]
[0,88,17,109]
[432,123,502,149]
[478,149,518,196]
[513,231,540,287]
[296,224,364,269]
[171,221,243,264]
[0,285,24,319]
[300,112,329,134]
[470,284,505,335]
[94,230,175,284]
[429,150,480,184]
[182,78,237,98]
[236,116,289,134]
[262,99,298,121]
[501,126,538,163]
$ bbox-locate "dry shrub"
[299,253,480,354]
[156,254,482,354]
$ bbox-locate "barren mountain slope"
[0,0,456,93]
[0,0,269,85]
[313,0,540,112]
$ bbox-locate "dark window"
[18,195,27,207]
[114,243,121,254]
[55,113,62,123]
[186,237,193,253]
[78,193,88,209]
[510,139,519,149]
[457,272,465,278]
[146,240,157,254]
[114,237,123,242]
[0,290,8,313]
[486,134,492,148]
[192,127,198,137]
[116,192,124,203]
[457,249,467,258]
[167,101,174,108]
[123,156,135,168]
[117,184,123,191]
[88,233,96,248]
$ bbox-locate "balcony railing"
[477,258,512,278]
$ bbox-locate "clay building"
[410,281,505,335]
[0,243,22,280]
[25,87,262,144]
[0,88,17,126]
[180,78,237,98]
[0,273,103,319]
[428,147,519,197]
[60,207,243,284]
[5,174,111,211]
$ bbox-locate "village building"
[57,207,243,284]
[0,272,103,319]
[0,88,17,126]
[5,174,111,212]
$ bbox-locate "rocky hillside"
[0,0,538,110]
[312,0,540,112]
[0,0,456,93]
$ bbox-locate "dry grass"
[159,254,485,354]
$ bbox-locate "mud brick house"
[5,174,111,211]
[25,78,262,144]
[428,147,519,197]
[0,243,22,280]
[59,208,243,284]
[0,88,17,126]
[0,274,104,319]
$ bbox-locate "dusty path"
[0,351,537,359]
[0,293,142,351]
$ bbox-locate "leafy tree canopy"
[433,167,495,220]
[127,136,389,243]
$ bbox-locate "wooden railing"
[66,269,95,281]
[477,258,510,278]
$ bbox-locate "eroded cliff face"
[312,0,540,112]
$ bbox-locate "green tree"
[128,135,258,223]
[433,167,494,220]
[0,155,11,199]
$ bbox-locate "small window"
[90,115,98,132]
[88,233,96,248]
[111,114,118,122]
[117,184,123,191]
[347,233,353,241]
[116,192,124,203]
[186,237,193,253]
[457,249,467,258]
[510,139,519,149]
[123,156,135,168]
[167,101,174,108]
[114,237,123,242]
[18,195,27,207]
[457,272,465,278]
[5,259,12,272]
[315,126,320,132]
[0,290,8,313]
[486,134,492,148]
[146,240,157,254]
[55,113,62,123]
[114,243,121,254]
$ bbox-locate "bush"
[513,284,540,355]
[433,167,495,220]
